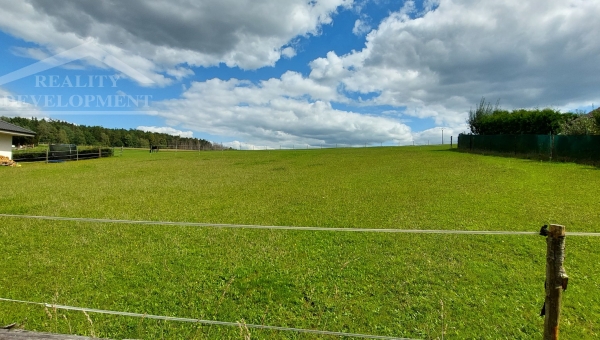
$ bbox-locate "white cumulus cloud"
[137,126,194,138]
[352,19,371,36]
[151,75,413,146]
[3,0,599,146]
[0,0,354,86]
[0,88,48,119]
[281,47,297,59]
[309,0,600,130]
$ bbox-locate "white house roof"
[0,119,36,137]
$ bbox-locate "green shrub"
[12,151,47,162]
[467,98,576,135]
[559,114,599,135]
[592,108,600,128]
[467,98,499,135]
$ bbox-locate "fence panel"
[457,134,471,149]
[515,134,552,157]
[458,133,599,163]
[554,135,600,161]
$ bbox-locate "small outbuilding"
[0,119,36,160]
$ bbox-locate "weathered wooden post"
[541,224,568,340]
[45,147,49,163]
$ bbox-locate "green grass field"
[1,146,598,339]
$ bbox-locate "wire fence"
[233,141,451,151]
[1,213,599,236]
[9,140,458,162]
[0,298,416,340]
[146,139,456,151]
[12,146,114,163]
[0,214,595,338]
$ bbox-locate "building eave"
[0,129,36,137]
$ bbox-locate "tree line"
[2,116,217,150]
[467,98,600,135]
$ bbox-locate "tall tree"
[1,116,215,149]
[57,129,69,143]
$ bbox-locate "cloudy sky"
[0,0,599,147]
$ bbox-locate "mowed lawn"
[0,146,598,339]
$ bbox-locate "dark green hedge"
[467,99,577,135]
[12,151,47,162]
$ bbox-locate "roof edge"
[0,129,36,137]
[0,119,36,136]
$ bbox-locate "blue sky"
[0,0,599,147]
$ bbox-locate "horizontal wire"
[0,214,598,236]
[0,298,416,340]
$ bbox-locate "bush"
[467,98,499,135]
[467,98,577,135]
[12,151,47,162]
[559,114,599,135]
[592,108,600,127]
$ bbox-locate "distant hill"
[2,116,214,150]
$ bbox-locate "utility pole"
[441,128,445,145]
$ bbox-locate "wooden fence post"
[543,224,568,340]
[98,146,101,159]
[46,147,49,164]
